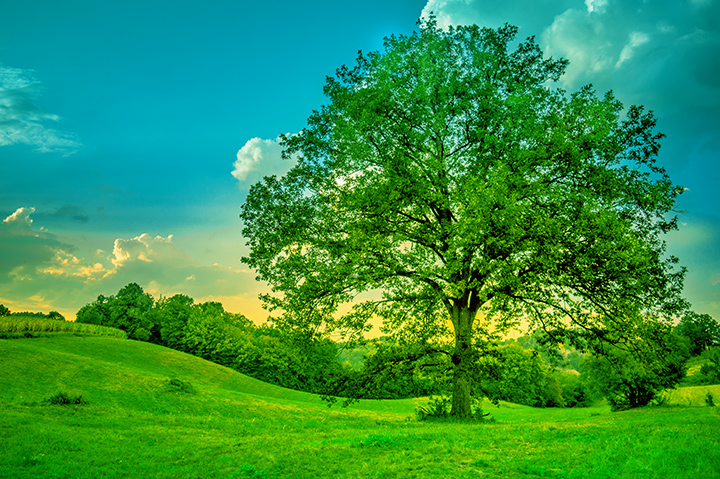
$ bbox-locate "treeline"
[332,312,720,411]
[0,304,65,321]
[69,285,720,410]
[75,283,348,394]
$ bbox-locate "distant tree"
[46,311,65,321]
[240,17,687,416]
[108,283,157,341]
[698,347,720,384]
[582,325,689,410]
[675,312,720,356]
[0,304,9,316]
[76,295,112,325]
[555,371,591,408]
[182,301,250,363]
[331,341,445,400]
[155,294,195,350]
[482,343,562,407]
[10,311,45,317]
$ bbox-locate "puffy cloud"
[585,0,608,14]
[3,206,35,227]
[0,65,81,155]
[232,136,295,186]
[0,206,69,280]
[41,250,107,280]
[538,1,720,111]
[109,233,175,269]
[420,0,576,38]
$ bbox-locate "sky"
[0,0,718,324]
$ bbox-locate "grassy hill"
[2,334,720,478]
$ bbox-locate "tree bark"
[451,304,474,417]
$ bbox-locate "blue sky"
[1,0,718,324]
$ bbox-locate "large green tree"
[240,18,686,417]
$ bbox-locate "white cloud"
[0,65,81,155]
[585,0,608,14]
[41,249,106,280]
[616,31,651,68]
[109,233,175,270]
[232,136,295,186]
[421,0,461,29]
[3,206,35,226]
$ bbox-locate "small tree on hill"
[0,304,10,316]
[240,18,687,417]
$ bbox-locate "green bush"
[416,395,490,422]
[164,378,196,394]
[47,391,88,406]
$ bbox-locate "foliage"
[582,325,689,410]
[697,347,720,384]
[46,311,65,321]
[74,283,349,395]
[0,304,9,316]
[76,284,158,341]
[9,311,46,317]
[240,16,687,417]
[415,395,490,422]
[327,340,446,402]
[480,343,564,407]
[675,312,720,356]
[555,371,593,408]
[46,391,88,405]
[155,293,195,351]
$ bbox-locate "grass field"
[2,335,719,478]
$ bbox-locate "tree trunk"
[451,305,474,418]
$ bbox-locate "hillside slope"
[0,334,420,415]
[2,335,719,479]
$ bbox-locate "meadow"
[2,333,719,478]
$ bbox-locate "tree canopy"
[240,18,687,417]
[675,312,720,356]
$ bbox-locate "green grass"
[2,335,719,478]
[0,316,127,338]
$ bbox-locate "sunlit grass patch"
[662,383,720,406]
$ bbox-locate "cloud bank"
[0,65,81,155]
[0,207,264,321]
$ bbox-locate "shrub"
[416,395,490,422]
[164,378,196,394]
[47,391,88,405]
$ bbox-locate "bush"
[164,378,196,394]
[47,391,87,405]
[415,395,490,422]
[582,331,688,411]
